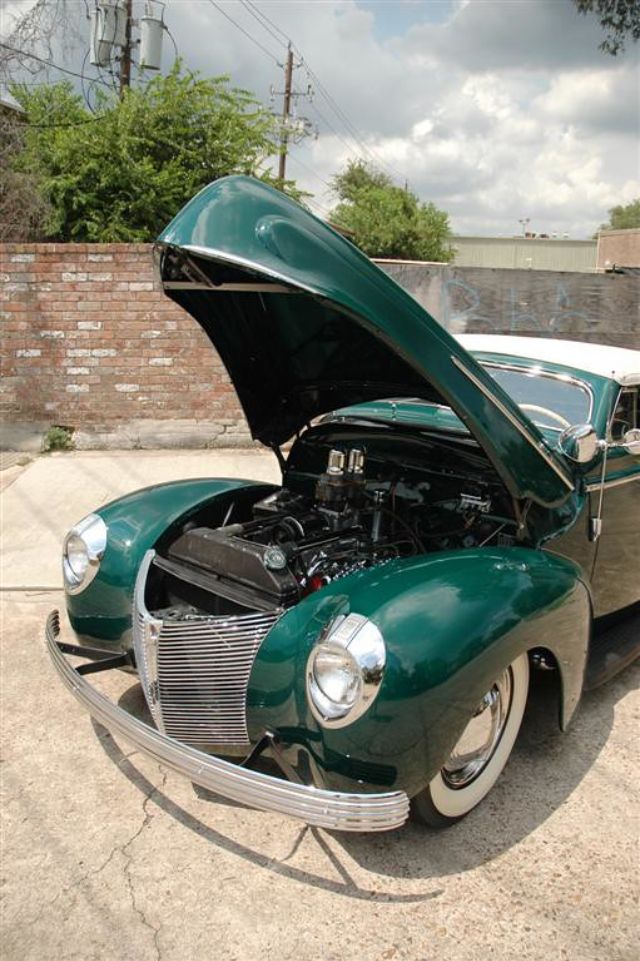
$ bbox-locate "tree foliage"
[599,198,640,230]
[10,63,290,242]
[572,0,640,54]
[0,105,50,241]
[330,161,453,262]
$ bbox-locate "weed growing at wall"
[43,425,74,452]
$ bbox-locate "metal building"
[452,236,597,272]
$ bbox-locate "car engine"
[146,445,513,618]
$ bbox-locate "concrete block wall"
[0,244,251,449]
[379,262,639,350]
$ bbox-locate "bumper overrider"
[46,611,410,832]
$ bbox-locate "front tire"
[412,653,530,828]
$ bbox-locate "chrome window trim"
[607,386,639,442]
[479,361,595,428]
[451,355,575,491]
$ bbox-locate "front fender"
[247,548,590,797]
[66,478,276,646]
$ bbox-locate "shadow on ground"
[93,658,638,900]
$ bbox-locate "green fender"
[247,547,590,797]
[66,478,276,646]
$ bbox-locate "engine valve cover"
[168,527,300,606]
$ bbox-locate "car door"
[588,386,640,617]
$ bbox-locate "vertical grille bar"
[133,551,282,748]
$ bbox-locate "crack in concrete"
[15,769,168,955]
[120,770,168,961]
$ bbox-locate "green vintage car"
[47,177,640,832]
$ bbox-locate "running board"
[584,608,640,691]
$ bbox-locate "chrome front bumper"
[46,611,409,832]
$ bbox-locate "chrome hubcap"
[442,668,513,789]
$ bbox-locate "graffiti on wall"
[441,277,594,334]
[378,262,637,347]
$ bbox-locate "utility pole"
[278,42,294,182]
[119,0,133,99]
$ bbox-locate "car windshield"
[484,365,591,431]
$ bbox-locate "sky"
[2,0,639,238]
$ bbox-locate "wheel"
[519,403,571,430]
[411,653,529,828]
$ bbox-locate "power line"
[286,152,333,191]
[0,41,111,88]
[299,56,407,182]
[205,0,281,65]
[215,4,408,184]
[304,196,329,218]
[13,113,107,128]
[207,3,375,177]
[227,3,399,175]
[306,98,363,159]
[239,1,288,51]
[244,0,290,46]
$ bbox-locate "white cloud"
[3,0,639,237]
[536,66,640,134]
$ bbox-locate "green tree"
[599,199,640,230]
[10,63,290,242]
[330,161,453,262]
[572,0,640,54]
[0,104,50,241]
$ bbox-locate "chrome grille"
[133,551,282,747]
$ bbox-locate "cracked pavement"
[1,451,638,961]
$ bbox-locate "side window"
[610,389,639,440]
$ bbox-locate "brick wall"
[0,243,251,448]
[1,243,638,450]
[596,229,640,269]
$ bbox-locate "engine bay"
[147,426,520,618]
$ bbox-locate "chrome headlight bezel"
[63,513,108,595]
[306,613,386,729]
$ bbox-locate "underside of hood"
[156,176,575,508]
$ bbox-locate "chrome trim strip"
[451,355,575,491]
[46,612,409,832]
[607,386,639,443]
[163,281,296,293]
[480,361,595,425]
[63,514,108,596]
[585,473,640,493]
[132,552,164,731]
[173,244,321,296]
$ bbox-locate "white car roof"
[457,334,640,387]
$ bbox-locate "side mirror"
[621,428,640,455]
[558,424,601,463]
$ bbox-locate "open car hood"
[156,176,574,507]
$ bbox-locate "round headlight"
[306,613,386,729]
[65,534,89,580]
[63,513,107,594]
[312,644,362,713]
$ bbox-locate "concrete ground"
[1,451,638,961]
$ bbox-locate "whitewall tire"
[412,653,530,827]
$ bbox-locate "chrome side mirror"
[621,428,640,455]
[558,424,601,463]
